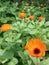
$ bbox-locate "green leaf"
[18,51,28,65]
[0,6,7,12]
[15,33,21,40]
[30,56,40,65]
[0,37,3,44]
[45,21,49,27]
[2,49,14,60]
[0,49,8,63]
[7,57,18,65]
[16,39,22,43]
[0,49,4,56]
[39,21,45,27]
[39,58,49,65]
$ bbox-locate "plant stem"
[36,57,39,65]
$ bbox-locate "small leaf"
[39,58,49,65]
[7,57,18,65]
[2,49,14,60]
[30,56,40,65]
[18,51,28,65]
[45,21,49,27]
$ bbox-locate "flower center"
[34,48,40,54]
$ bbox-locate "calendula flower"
[29,16,34,20]
[19,12,26,18]
[39,16,44,21]
[1,24,11,32]
[25,38,46,58]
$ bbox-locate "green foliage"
[0,0,49,65]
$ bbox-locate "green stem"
[36,58,40,65]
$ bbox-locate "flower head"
[39,16,44,21]
[25,38,46,58]
[19,12,26,18]
[1,24,11,32]
[29,16,34,20]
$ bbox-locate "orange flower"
[39,16,44,21]
[25,38,46,58]
[19,12,26,18]
[1,24,11,32]
[25,18,29,21]
[29,16,34,20]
